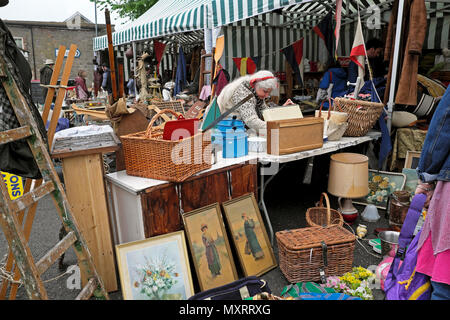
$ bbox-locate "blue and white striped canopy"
[93,0,210,51]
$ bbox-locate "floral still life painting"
[115,231,194,300]
[354,170,406,209]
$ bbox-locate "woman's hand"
[282,99,295,106]
[415,182,435,208]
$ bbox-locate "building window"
[13,37,29,60]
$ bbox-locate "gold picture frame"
[182,203,238,292]
[222,193,277,277]
[404,151,421,169]
[115,231,194,300]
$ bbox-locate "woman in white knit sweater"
[217,70,293,132]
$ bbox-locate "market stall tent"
[93,0,449,131]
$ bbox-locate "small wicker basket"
[121,108,212,182]
[333,98,384,137]
[306,192,344,227]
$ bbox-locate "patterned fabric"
[228,81,275,131]
[0,83,20,131]
[390,128,427,171]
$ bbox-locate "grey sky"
[0,0,128,27]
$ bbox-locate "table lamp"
[328,153,369,224]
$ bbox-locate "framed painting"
[221,193,277,277]
[115,231,194,300]
[182,203,238,292]
[402,168,419,199]
[354,170,406,210]
[404,151,421,169]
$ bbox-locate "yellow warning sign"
[1,171,24,200]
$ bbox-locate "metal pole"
[387,0,405,134]
[94,0,98,38]
[132,41,137,97]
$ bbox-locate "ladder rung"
[36,231,77,275]
[76,278,97,300]
[0,126,32,145]
[202,71,211,74]
[201,53,212,58]
[11,181,55,212]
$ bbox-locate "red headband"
[250,76,276,88]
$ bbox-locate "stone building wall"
[5,19,108,88]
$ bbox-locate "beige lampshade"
[328,153,369,198]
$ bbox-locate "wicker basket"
[306,193,344,227]
[121,108,212,182]
[333,98,384,137]
[276,226,356,283]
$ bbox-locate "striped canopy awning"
[93,0,210,51]
[94,0,449,53]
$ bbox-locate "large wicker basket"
[306,193,344,227]
[333,98,384,137]
[276,225,356,283]
[121,108,212,182]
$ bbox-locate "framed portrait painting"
[115,231,194,300]
[222,193,277,277]
[182,203,238,292]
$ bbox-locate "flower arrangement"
[322,267,375,300]
[366,173,400,205]
[134,254,179,300]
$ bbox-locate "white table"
[253,131,382,245]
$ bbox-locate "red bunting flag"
[232,57,258,75]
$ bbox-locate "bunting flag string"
[231,9,336,60]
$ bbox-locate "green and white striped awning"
[211,0,309,28]
[93,0,210,51]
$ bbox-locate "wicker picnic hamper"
[276,225,356,283]
[333,98,384,137]
[121,108,212,182]
[306,192,344,227]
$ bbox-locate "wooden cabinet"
[106,160,258,245]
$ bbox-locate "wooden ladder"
[198,49,216,96]
[0,48,109,300]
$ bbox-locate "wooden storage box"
[266,117,324,155]
[276,225,356,283]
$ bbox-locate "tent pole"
[386,0,405,134]
[132,41,137,98]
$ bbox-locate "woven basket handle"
[318,99,332,120]
[329,97,345,113]
[145,108,181,138]
[319,192,331,226]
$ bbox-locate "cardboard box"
[266,117,324,155]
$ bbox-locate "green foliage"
[91,0,158,21]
